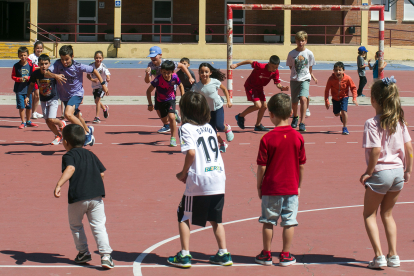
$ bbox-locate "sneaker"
[59,120,66,131]
[157,125,170,133]
[235,114,245,129]
[167,252,192,268]
[35,112,43,119]
[306,108,311,117]
[209,251,233,266]
[279,252,296,267]
[88,126,94,137]
[93,117,101,124]
[175,110,181,124]
[74,251,92,264]
[299,123,306,132]
[51,135,62,145]
[26,121,38,127]
[18,122,26,129]
[101,255,114,269]
[368,255,387,269]
[225,124,234,142]
[103,105,109,118]
[220,142,228,153]
[84,134,95,146]
[254,124,269,132]
[358,94,366,97]
[170,137,177,147]
[342,127,349,135]
[387,255,400,267]
[255,250,272,266]
[291,116,299,128]
[31,112,38,119]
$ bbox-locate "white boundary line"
[133,202,414,275]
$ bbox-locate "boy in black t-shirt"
[54,124,114,269]
[176,57,196,93]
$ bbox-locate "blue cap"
[358,46,368,53]
[147,46,162,57]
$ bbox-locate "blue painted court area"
[0,59,413,71]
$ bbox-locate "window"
[77,0,98,42]
[404,0,414,20]
[153,0,172,42]
[225,0,244,43]
[371,0,396,21]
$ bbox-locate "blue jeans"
[209,107,225,132]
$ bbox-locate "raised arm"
[177,63,195,84]
[144,67,152,83]
[230,60,253,69]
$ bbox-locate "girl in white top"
[191,63,234,153]
[87,51,110,124]
[28,41,44,119]
[361,77,413,269]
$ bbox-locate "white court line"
[95,143,103,144]
[133,202,414,275]
[305,142,315,144]
[111,143,120,145]
[0,140,6,142]
[0,265,133,268]
[14,141,25,143]
[239,143,250,145]
[347,142,358,144]
[325,142,336,144]
[32,141,43,143]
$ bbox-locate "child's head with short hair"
[179,92,211,126]
[333,61,345,79]
[358,46,368,59]
[160,60,175,81]
[198,63,226,82]
[147,46,162,66]
[267,93,292,122]
[38,54,51,74]
[371,77,405,135]
[18,47,29,63]
[62,124,86,150]
[375,51,381,60]
[267,55,280,72]
[295,31,308,50]
[33,41,44,57]
[94,50,104,66]
[59,45,74,67]
[180,57,190,68]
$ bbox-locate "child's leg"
[380,191,401,257]
[46,119,60,136]
[262,223,273,252]
[210,221,227,250]
[76,112,90,133]
[65,105,85,131]
[282,226,295,252]
[363,188,386,257]
[340,110,348,127]
[25,108,32,122]
[100,101,106,111]
[68,200,89,253]
[19,108,25,122]
[86,197,112,256]
[32,89,40,115]
[255,101,267,126]
[60,101,65,118]
[217,133,224,144]
[357,76,367,96]
[168,113,176,138]
[299,96,307,124]
[179,220,191,251]
[95,97,100,117]
[240,104,260,118]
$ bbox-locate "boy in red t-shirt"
[255,93,306,267]
[231,55,289,131]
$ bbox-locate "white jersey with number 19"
[179,123,226,196]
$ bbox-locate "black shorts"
[157,99,176,118]
[93,88,105,100]
[177,194,224,227]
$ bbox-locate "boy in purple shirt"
[50,45,108,146]
[146,60,184,147]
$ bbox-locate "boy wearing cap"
[144,46,195,133]
[357,46,368,97]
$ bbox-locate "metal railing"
[291,25,361,45]
[368,27,414,47]
[37,23,109,43]
[27,22,60,57]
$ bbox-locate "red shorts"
[245,86,266,102]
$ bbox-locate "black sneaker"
[235,114,245,129]
[255,250,272,266]
[101,255,115,269]
[75,251,92,264]
[254,124,269,131]
[103,105,109,118]
[299,123,306,132]
[291,116,299,128]
[279,252,296,267]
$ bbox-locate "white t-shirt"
[88,62,111,89]
[28,53,39,65]
[286,48,315,82]
[179,123,226,196]
[191,78,223,111]
[363,115,412,172]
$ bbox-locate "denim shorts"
[259,195,299,227]
[16,94,32,109]
[332,97,348,114]
[365,168,404,194]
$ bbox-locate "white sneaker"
[36,112,43,118]
[31,112,38,119]
[368,255,387,269]
[387,255,400,267]
[306,109,311,117]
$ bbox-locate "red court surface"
[1,103,414,275]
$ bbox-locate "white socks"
[219,249,228,254]
[181,250,190,256]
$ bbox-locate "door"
[153,0,172,42]
[7,2,25,40]
[24,2,30,40]
[225,1,244,43]
[78,0,98,42]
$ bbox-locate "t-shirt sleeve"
[93,154,106,173]
[150,76,159,87]
[357,56,363,68]
[286,52,294,67]
[298,135,306,165]
[104,65,111,76]
[363,119,381,148]
[52,61,59,73]
[257,136,268,166]
[80,64,94,73]
[251,61,261,70]
[273,70,280,84]
[308,50,316,67]
[179,125,195,153]
[402,123,412,143]
[176,75,181,85]
[29,71,38,83]
[62,153,75,172]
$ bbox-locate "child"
[87,51,110,124]
[360,77,413,269]
[54,124,114,269]
[357,46,369,97]
[191,63,234,153]
[168,92,232,268]
[176,57,196,93]
[25,54,66,145]
[28,40,44,119]
[231,55,289,132]
[368,51,387,82]
[146,60,184,147]
[49,45,108,146]
[255,93,306,267]
[324,62,358,135]
[11,46,38,129]
[145,46,195,133]
[286,31,317,132]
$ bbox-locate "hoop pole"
[227,5,233,102]
[378,6,385,79]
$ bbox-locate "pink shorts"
[245,86,266,102]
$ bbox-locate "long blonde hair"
[371,79,405,135]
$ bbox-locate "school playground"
[1,59,414,276]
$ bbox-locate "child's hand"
[230,64,237,69]
[281,86,289,91]
[102,85,108,94]
[353,99,359,106]
[91,78,99,83]
[23,76,30,81]
[105,90,109,96]
[257,188,262,199]
[24,97,30,107]
[106,76,110,83]
[145,67,151,74]
[227,101,233,108]
[404,171,411,183]
[148,105,154,111]
[189,77,195,84]
[55,74,67,85]
[325,102,330,110]
[360,173,371,186]
[313,78,318,84]
[54,186,61,198]
[176,171,188,183]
